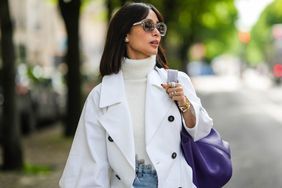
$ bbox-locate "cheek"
[129,29,147,44]
[129,34,147,49]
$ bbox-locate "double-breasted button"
[108,136,114,142]
[171,152,177,159]
[115,174,121,180]
[168,115,175,122]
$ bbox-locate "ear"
[125,34,130,42]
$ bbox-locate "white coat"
[59,67,213,188]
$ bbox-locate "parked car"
[0,65,65,135]
[31,78,64,126]
[0,75,36,135]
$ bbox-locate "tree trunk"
[0,0,24,170]
[179,41,190,73]
[59,0,82,137]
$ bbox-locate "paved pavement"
[193,75,282,188]
[0,124,71,188]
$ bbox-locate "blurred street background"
[1,0,282,187]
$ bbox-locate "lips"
[150,40,159,47]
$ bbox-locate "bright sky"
[235,0,274,31]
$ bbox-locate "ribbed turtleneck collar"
[121,55,156,80]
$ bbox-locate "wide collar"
[99,68,163,108]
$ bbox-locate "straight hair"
[99,2,168,77]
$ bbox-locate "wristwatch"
[179,97,191,113]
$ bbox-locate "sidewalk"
[0,123,72,188]
[191,69,274,94]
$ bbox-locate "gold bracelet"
[179,96,191,113]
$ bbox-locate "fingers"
[162,82,185,102]
[167,86,183,94]
[161,82,182,90]
[168,82,177,88]
[161,83,169,90]
[162,82,187,107]
[171,95,186,104]
[168,89,183,97]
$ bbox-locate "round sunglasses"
[133,19,167,37]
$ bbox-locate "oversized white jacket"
[59,67,213,188]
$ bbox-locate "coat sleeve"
[178,71,213,141]
[59,88,111,188]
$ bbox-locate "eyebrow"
[145,18,161,23]
[149,18,160,23]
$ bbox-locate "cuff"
[182,100,213,141]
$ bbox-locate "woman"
[59,2,213,188]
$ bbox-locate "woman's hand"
[161,82,196,128]
[161,82,186,107]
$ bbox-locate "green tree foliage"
[108,0,237,70]
[141,0,238,70]
[249,0,282,64]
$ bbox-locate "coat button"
[115,174,121,180]
[108,136,114,142]
[168,115,174,122]
[171,152,177,159]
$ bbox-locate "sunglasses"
[133,19,167,37]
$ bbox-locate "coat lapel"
[98,72,135,169]
[97,68,174,169]
[145,68,174,145]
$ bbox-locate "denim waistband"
[135,161,157,176]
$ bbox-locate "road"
[193,75,282,188]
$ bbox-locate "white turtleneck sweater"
[121,55,156,166]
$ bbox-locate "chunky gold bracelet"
[179,96,191,113]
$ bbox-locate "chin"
[149,50,158,56]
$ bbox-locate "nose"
[152,27,161,37]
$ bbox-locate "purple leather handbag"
[181,126,232,188]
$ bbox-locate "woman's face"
[126,10,162,59]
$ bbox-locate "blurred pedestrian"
[59,2,213,188]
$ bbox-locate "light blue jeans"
[133,163,158,188]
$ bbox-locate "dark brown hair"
[99,2,168,77]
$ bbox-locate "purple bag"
[181,126,232,188]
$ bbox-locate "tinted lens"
[157,23,167,36]
[143,20,155,32]
[137,19,167,36]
